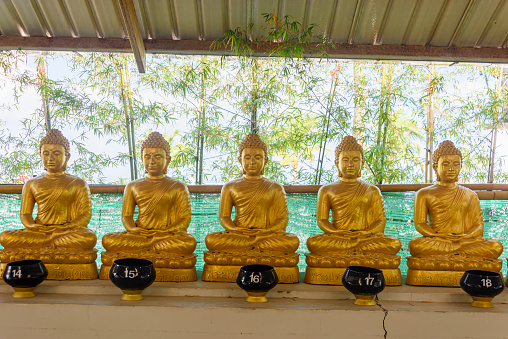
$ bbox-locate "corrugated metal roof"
[0,0,507,67]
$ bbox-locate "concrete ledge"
[1,274,508,338]
[1,273,507,304]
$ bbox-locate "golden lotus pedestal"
[304,253,402,286]
[202,251,300,283]
[100,252,198,282]
[99,265,197,282]
[304,267,401,286]
[202,264,300,283]
[0,249,98,280]
[0,262,98,280]
[406,256,503,286]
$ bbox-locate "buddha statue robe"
[0,173,96,250]
[409,184,502,259]
[102,177,196,254]
[307,180,400,255]
[205,177,299,253]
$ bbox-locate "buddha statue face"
[432,140,462,183]
[142,147,170,176]
[41,144,69,173]
[434,154,461,183]
[336,150,363,179]
[334,136,364,179]
[241,147,266,177]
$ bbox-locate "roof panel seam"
[475,0,506,48]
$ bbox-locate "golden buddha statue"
[203,133,300,283]
[304,136,402,285]
[406,140,503,286]
[0,129,98,280]
[99,132,197,282]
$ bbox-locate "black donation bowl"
[236,264,279,303]
[2,259,48,298]
[460,270,504,308]
[342,266,385,306]
[109,258,156,301]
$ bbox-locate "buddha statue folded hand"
[0,129,98,279]
[99,132,197,282]
[305,136,402,285]
[406,140,503,286]
[203,133,300,283]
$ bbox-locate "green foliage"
[212,13,332,61]
[0,39,506,185]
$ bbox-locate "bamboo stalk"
[125,60,138,179]
[353,61,365,144]
[117,60,135,181]
[425,62,435,183]
[488,66,503,183]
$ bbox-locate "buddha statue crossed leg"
[305,136,402,285]
[203,133,300,283]
[0,129,98,279]
[99,132,197,282]
[406,140,503,286]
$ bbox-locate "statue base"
[202,264,300,283]
[101,251,197,268]
[406,256,503,286]
[0,262,98,280]
[0,248,97,264]
[406,269,504,286]
[203,250,299,266]
[407,256,502,271]
[305,253,401,269]
[304,267,402,286]
[99,265,197,282]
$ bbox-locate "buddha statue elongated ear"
[335,136,365,178]
[432,140,463,181]
[238,133,269,175]
[140,132,172,174]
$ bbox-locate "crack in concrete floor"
[376,297,389,339]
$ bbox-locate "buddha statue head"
[335,136,365,179]
[39,129,70,173]
[140,132,171,176]
[432,140,462,183]
[238,133,268,176]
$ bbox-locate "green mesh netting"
[1,192,507,275]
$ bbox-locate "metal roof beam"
[1,36,507,64]
[118,0,146,73]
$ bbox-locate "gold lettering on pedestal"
[207,270,237,281]
[277,274,298,282]
[413,274,461,285]
[310,272,342,283]
[158,270,194,282]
